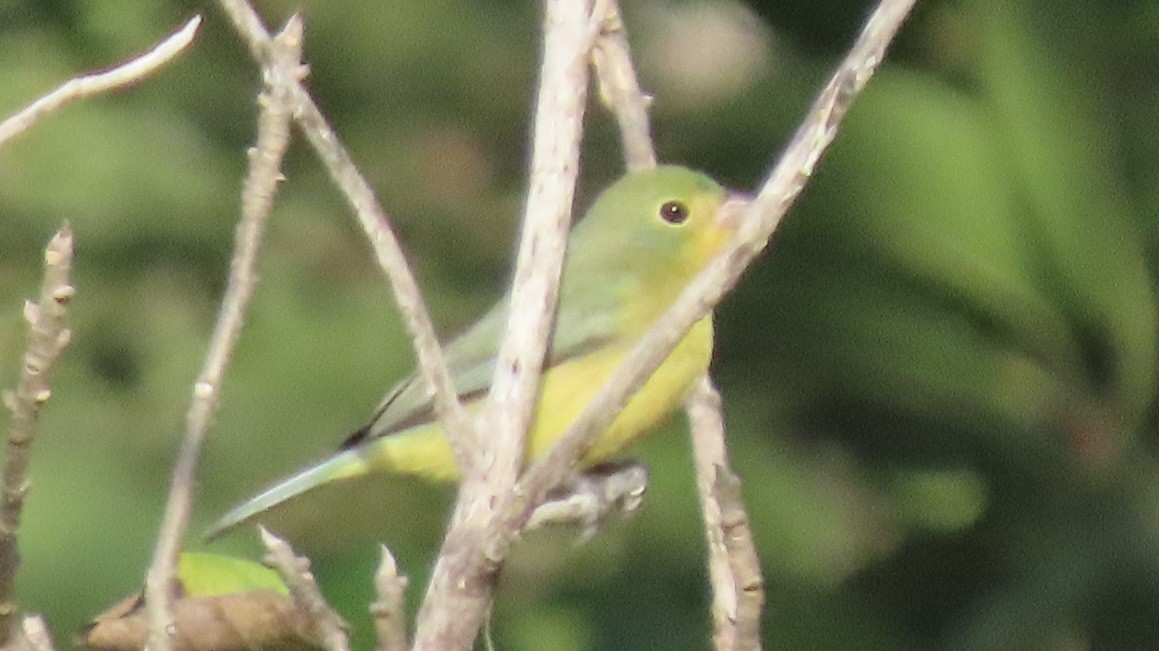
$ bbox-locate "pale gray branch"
[591,0,657,171]
[0,16,200,149]
[143,17,302,651]
[481,0,597,486]
[0,227,73,645]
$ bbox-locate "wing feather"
[343,285,621,448]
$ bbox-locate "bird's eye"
[659,200,689,225]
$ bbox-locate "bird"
[207,165,748,539]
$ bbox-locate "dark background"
[2,0,1158,648]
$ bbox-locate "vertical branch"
[143,18,303,651]
[0,227,74,645]
[411,1,599,649]
[590,0,657,171]
[481,0,596,498]
[591,8,766,644]
[686,377,763,650]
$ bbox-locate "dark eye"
[659,200,689,225]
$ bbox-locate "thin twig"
[260,528,351,651]
[484,0,919,610]
[371,545,410,651]
[411,2,598,648]
[0,227,73,645]
[686,377,763,650]
[0,16,200,149]
[213,0,476,468]
[143,17,303,651]
[590,0,657,171]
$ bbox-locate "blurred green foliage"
[2,0,1159,648]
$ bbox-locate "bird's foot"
[525,460,650,542]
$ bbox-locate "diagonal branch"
[200,2,916,650]
[0,16,200,149]
[143,17,303,651]
[590,0,657,171]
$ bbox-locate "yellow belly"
[363,316,714,480]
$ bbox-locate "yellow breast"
[362,316,714,480]
[530,314,714,464]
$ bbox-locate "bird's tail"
[204,447,370,541]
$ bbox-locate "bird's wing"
[341,290,621,449]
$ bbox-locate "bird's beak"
[714,192,753,230]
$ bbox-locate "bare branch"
[0,227,73,645]
[0,16,200,149]
[591,0,657,171]
[213,0,476,468]
[371,545,410,651]
[686,377,763,650]
[260,528,350,651]
[412,1,598,647]
[143,17,303,651]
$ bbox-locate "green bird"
[208,165,748,539]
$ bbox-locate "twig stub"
[260,528,351,651]
[371,545,410,651]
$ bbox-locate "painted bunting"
[207,165,747,539]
